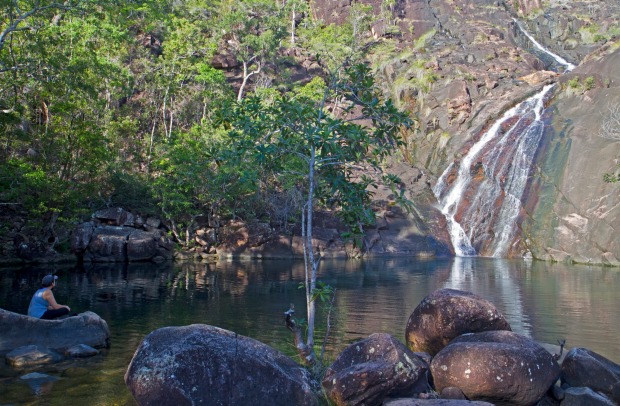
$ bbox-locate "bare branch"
[0,1,83,54]
[599,103,620,140]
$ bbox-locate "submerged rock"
[405,288,511,355]
[125,324,319,406]
[6,345,63,367]
[322,333,429,406]
[63,344,99,358]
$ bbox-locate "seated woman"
[28,274,71,319]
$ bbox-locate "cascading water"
[433,21,575,257]
[512,19,576,72]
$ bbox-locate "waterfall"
[434,21,575,257]
[513,19,575,72]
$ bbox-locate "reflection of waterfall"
[434,21,575,257]
[444,257,532,336]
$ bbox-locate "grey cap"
[42,275,58,286]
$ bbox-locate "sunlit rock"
[430,330,560,406]
[405,289,511,355]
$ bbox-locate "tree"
[217,0,287,101]
[219,61,411,367]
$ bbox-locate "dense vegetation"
[0,0,412,253]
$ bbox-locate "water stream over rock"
[433,21,576,257]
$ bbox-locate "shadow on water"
[0,258,619,404]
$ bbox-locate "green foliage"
[294,76,328,102]
[603,162,620,183]
[220,61,411,244]
[414,29,436,51]
[0,0,417,259]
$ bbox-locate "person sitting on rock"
[28,275,71,319]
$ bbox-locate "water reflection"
[0,258,618,405]
[444,257,532,337]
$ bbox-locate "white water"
[433,85,554,256]
[433,20,576,257]
[513,18,576,71]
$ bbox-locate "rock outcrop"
[125,324,319,406]
[322,333,429,406]
[405,288,511,355]
[71,208,173,262]
[521,44,620,266]
[430,330,560,406]
[0,309,110,354]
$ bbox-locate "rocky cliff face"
[522,45,620,266]
[310,0,620,264]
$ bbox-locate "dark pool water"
[1,257,619,405]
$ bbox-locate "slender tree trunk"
[290,5,296,45]
[305,145,317,353]
[237,59,261,102]
[162,84,169,137]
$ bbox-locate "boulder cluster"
[124,288,620,405]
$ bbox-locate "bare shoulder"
[42,289,53,299]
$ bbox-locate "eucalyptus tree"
[217,0,288,101]
[219,62,411,366]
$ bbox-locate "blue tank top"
[28,288,49,318]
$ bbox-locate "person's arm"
[42,289,70,311]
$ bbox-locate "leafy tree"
[217,0,287,101]
[219,61,411,366]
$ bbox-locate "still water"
[0,257,619,405]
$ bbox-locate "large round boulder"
[0,309,110,353]
[430,330,560,406]
[125,324,319,406]
[561,347,620,404]
[405,289,511,355]
[322,333,429,406]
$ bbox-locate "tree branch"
[1,2,82,54]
